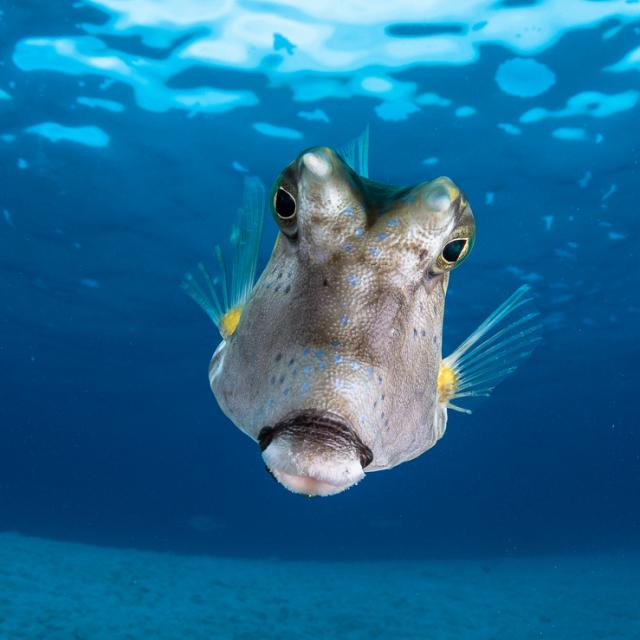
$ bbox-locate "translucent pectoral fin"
[182,176,265,339]
[339,126,370,178]
[438,285,542,414]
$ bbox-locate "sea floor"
[0,532,638,639]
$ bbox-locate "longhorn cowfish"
[184,130,541,497]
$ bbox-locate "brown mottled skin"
[209,147,475,494]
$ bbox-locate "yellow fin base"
[437,365,458,404]
[220,306,243,339]
[438,285,542,414]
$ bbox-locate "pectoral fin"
[182,176,265,339]
[438,285,542,414]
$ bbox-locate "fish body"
[185,137,540,497]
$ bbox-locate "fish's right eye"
[275,187,296,220]
[273,185,298,237]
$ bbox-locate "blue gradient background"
[0,0,638,563]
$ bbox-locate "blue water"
[1,1,639,636]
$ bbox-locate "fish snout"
[258,412,373,497]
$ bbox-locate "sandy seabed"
[0,532,638,639]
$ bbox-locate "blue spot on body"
[315,350,325,359]
[303,347,311,355]
[344,244,353,253]
[303,366,312,376]
[347,274,360,287]
[340,315,349,326]
[342,207,354,217]
[283,388,289,396]
[318,362,327,370]
[350,362,360,371]
[367,367,374,380]
[301,382,310,393]
[386,218,399,228]
[354,228,364,238]
[334,354,343,363]
[369,246,381,258]
[377,232,388,241]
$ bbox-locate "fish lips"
[258,411,373,497]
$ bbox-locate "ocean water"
[1,1,639,638]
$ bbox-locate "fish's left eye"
[443,239,467,263]
[434,237,472,272]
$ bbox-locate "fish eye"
[272,184,298,238]
[442,239,467,264]
[274,187,296,220]
[434,237,472,273]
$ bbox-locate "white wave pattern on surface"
[495,57,556,97]
[76,96,125,112]
[252,122,303,139]
[606,45,640,73]
[552,127,590,141]
[520,91,640,123]
[13,36,258,115]
[25,122,110,147]
[11,0,640,119]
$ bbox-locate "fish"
[183,130,541,497]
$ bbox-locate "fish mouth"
[258,411,373,497]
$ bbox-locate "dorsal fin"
[182,176,265,339]
[339,126,370,178]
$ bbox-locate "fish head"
[209,147,475,496]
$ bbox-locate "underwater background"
[1,0,639,637]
